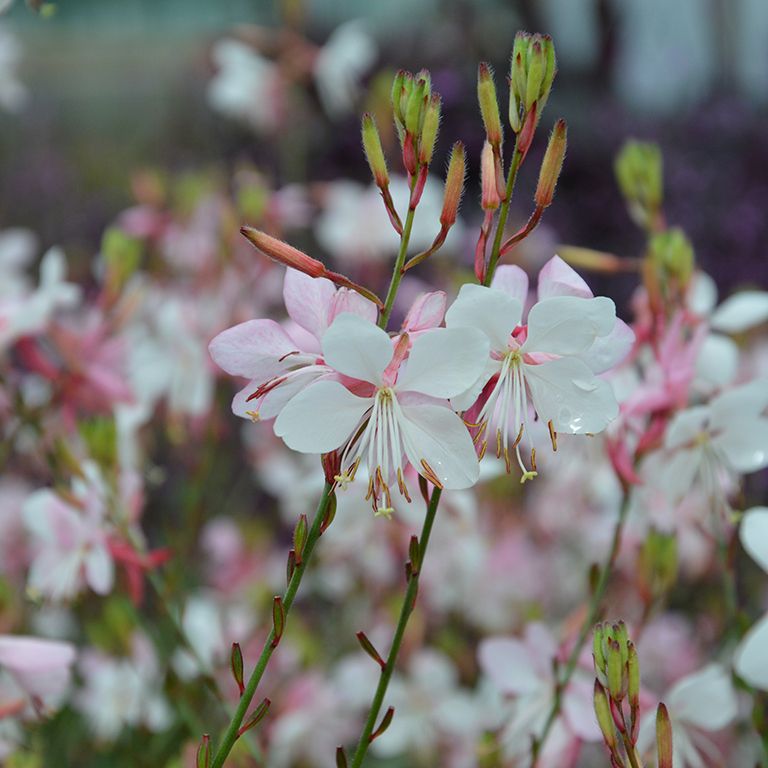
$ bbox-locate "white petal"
[712,418,768,473]
[667,663,737,730]
[209,319,300,379]
[536,255,593,300]
[578,318,636,374]
[686,270,718,316]
[397,400,480,489]
[489,264,529,304]
[283,269,337,340]
[445,284,522,352]
[85,545,115,595]
[396,327,489,398]
[657,446,703,504]
[710,291,768,333]
[523,296,616,356]
[739,507,768,574]
[477,636,540,695]
[734,612,768,690]
[322,313,392,385]
[694,333,739,388]
[274,380,371,453]
[710,379,768,426]
[523,357,619,433]
[664,406,710,450]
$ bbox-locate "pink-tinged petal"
[396,327,489,398]
[445,284,523,351]
[477,636,540,695]
[274,379,371,453]
[667,664,737,730]
[209,319,300,379]
[231,368,327,420]
[686,270,718,317]
[664,406,710,450]
[322,313,392,385]
[536,255,593,300]
[85,545,115,595]
[524,296,616,356]
[0,636,76,701]
[523,357,619,433]
[328,288,379,326]
[577,318,636,374]
[401,291,446,332]
[283,268,338,339]
[735,612,768,690]
[490,265,529,304]
[396,401,480,489]
[695,334,739,388]
[740,507,768,574]
[710,290,768,333]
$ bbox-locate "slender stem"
[531,491,632,766]
[379,176,418,330]
[482,142,523,287]
[349,487,443,768]
[211,482,334,768]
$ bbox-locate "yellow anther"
[245,410,261,422]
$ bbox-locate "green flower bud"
[525,38,545,112]
[362,113,390,189]
[419,93,441,166]
[628,642,640,708]
[593,680,617,748]
[607,638,624,702]
[535,119,567,207]
[405,75,428,137]
[656,703,674,768]
[648,228,695,289]
[614,140,664,230]
[478,62,503,146]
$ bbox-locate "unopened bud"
[405,75,428,136]
[481,141,500,210]
[197,735,211,768]
[615,140,663,229]
[362,114,390,189]
[478,63,503,147]
[535,119,567,207]
[419,93,441,166]
[648,228,695,288]
[594,680,617,748]
[440,142,466,227]
[627,642,640,707]
[525,38,545,112]
[638,527,679,602]
[593,624,607,682]
[511,34,528,106]
[656,703,674,768]
[538,35,557,109]
[241,227,326,278]
[607,638,624,701]
[391,70,408,127]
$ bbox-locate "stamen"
[511,423,525,449]
[334,468,354,491]
[530,447,537,472]
[397,468,411,503]
[420,460,443,488]
[502,445,510,474]
[548,420,557,451]
[375,506,394,520]
[277,350,302,363]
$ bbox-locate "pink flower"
[0,635,75,707]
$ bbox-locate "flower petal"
[283,268,337,339]
[740,507,768,574]
[536,255,593,300]
[328,287,379,326]
[401,291,446,332]
[322,313,393,385]
[209,319,300,379]
[667,663,737,730]
[490,265,529,304]
[396,327,489,399]
[734,612,768,690]
[577,318,636,374]
[523,296,616,356]
[710,290,768,333]
[273,379,371,453]
[445,284,522,352]
[396,399,480,489]
[694,333,739,388]
[523,357,619,433]
[477,636,540,695]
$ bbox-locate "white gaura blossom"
[445,258,631,480]
[273,313,489,518]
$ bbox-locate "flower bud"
[656,703,674,768]
[511,33,528,107]
[481,141,500,210]
[241,227,326,278]
[391,69,408,128]
[419,93,441,166]
[197,735,210,768]
[535,119,567,207]
[537,35,557,110]
[614,140,664,230]
[594,680,617,748]
[607,638,624,701]
[405,74,429,136]
[362,113,390,189]
[638,527,679,602]
[525,38,545,112]
[627,642,640,708]
[478,62,503,147]
[440,142,466,228]
[648,228,695,289]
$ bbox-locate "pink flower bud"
[535,119,567,208]
[439,142,466,227]
[481,141,500,210]
[241,227,327,278]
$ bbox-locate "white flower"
[735,506,768,689]
[445,260,625,480]
[273,313,489,517]
[636,664,738,768]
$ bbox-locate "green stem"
[482,142,523,287]
[349,487,442,768]
[379,176,418,330]
[211,482,334,768]
[531,491,632,766]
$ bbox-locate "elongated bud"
[271,596,284,647]
[356,631,386,669]
[648,228,695,289]
[391,70,408,127]
[538,35,557,109]
[627,642,640,708]
[230,643,245,695]
[511,34,528,107]
[362,114,390,189]
[408,534,421,575]
[638,527,679,602]
[369,706,395,742]
[656,703,673,768]
[478,63,503,146]
[594,680,617,748]
[197,735,211,768]
[241,227,326,278]
[419,93,441,166]
[238,698,271,736]
[294,514,308,566]
[440,142,466,227]
[336,747,348,768]
[321,491,337,534]
[607,639,624,701]
[614,139,663,230]
[535,119,567,207]
[593,624,607,684]
[481,141,500,210]
[525,38,545,112]
[405,75,428,136]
